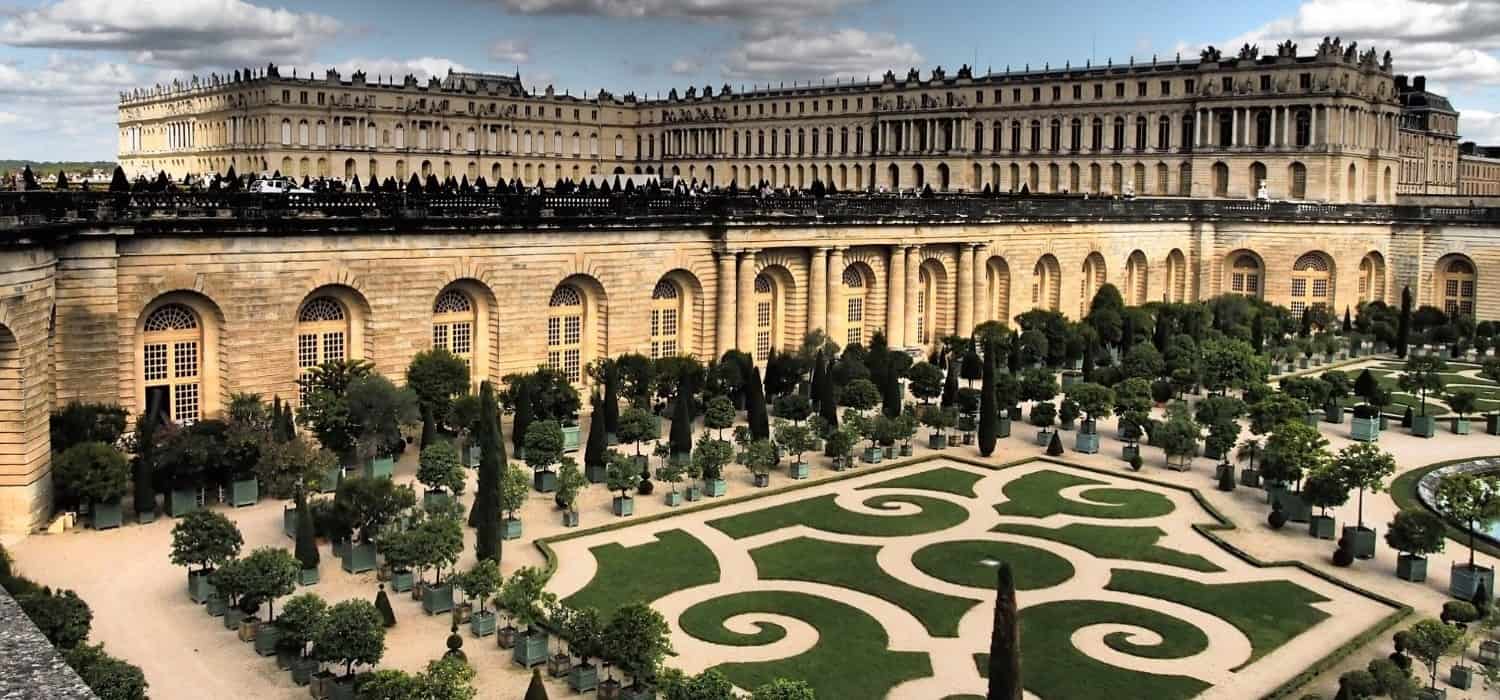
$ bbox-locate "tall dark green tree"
[1343,307,1353,334]
[987,562,1022,700]
[1299,307,1312,338]
[1397,286,1412,358]
[979,341,998,458]
[809,350,826,412]
[1120,313,1136,353]
[747,366,770,441]
[1007,332,1023,374]
[1153,312,1170,351]
[603,361,621,438]
[294,489,319,571]
[1251,314,1265,354]
[670,375,694,459]
[816,353,839,432]
[132,396,159,518]
[584,394,607,474]
[473,382,504,562]
[511,379,533,459]
[109,166,129,192]
[941,357,961,408]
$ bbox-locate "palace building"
[118,38,1418,203]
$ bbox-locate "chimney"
[1394,75,1408,91]
[1414,76,1427,92]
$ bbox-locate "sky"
[4,0,1500,161]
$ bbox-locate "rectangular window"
[847,328,860,348]
[1073,85,1082,100]
[1115,82,1125,98]
[1031,87,1040,102]
[757,302,771,327]
[144,343,168,381]
[757,332,771,362]
[1260,75,1272,91]
[1160,80,1171,96]
[432,325,449,351]
[1138,82,1147,97]
[1312,279,1328,297]
[323,332,345,363]
[1051,86,1060,101]
[452,322,471,355]
[1232,274,1245,292]
[1292,279,1307,297]
[547,318,561,347]
[1185,79,1196,94]
[1300,73,1312,90]
[174,383,200,424]
[847,298,863,322]
[174,341,198,379]
[298,335,318,368]
[1094,84,1103,99]
[564,317,581,346]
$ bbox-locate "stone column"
[888,245,907,347]
[957,243,974,337]
[737,249,758,355]
[972,244,988,325]
[827,248,845,345]
[809,247,828,337]
[717,251,737,357]
[904,247,920,347]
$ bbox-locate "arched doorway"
[1290,251,1335,315]
[1080,252,1107,316]
[1438,255,1477,316]
[1033,255,1061,311]
[141,300,212,423]
[987,257,1011,323]
[1165,250,1188,302]
[1358,253,1387,304]
[1227,252,1262,298]
[1125,251,1149,305]
[842,264,872,348]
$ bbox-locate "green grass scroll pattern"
[994,469,1175,519]
[562,529,719,619]
[707,492,969,539]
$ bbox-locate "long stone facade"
[2,193,1498,535]
[117,38,1413,203]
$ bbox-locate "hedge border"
[534,451,1410,700]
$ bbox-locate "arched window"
[651,280,681,360]
[281,119,292,146]
[917,267,936,346]
[432,289,474,371]
[1290,252,1333,315]
[1166,250,1188,302]
[1080,253,1107,316]
[753,274,775,364]
[1440,256,1477,316]
[297,296,348,404]
[987,258,1011,323]
[1288,162,1307,199]
[1212,162,1229,197]
[843,266,868,348]
[1230,254,1261,297]
[1033,255,1061,311]
[1125,251,1149,305]
[548,285,584,384]
[143,304,203,424]
[1250,162,1267,196]
[1359,253,1386,303]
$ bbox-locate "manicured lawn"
[708,492,970,539]
[1010,600,1212,700]
[912,539,1074,591]
[992,523,1222,573]
[1106,569,1330,665]
[679,590,933,699]
[994,469,1175,519]
[859,466,984,498]
[752,536,977,637]
[562,529,719,619]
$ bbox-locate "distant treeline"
[1,160,116,177]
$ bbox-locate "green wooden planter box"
[168,489,199,517]
[568,664,599,692]
[562,510,580,527]
[1074,431,1099,454]
[997,415,1013,438]
[790,463,810,479]
[276,647,297,670]
[613,496,634,516]
[1239,467,1261,488]
[513,630,549,667]
[223,606,245,631]
[1451,564,1495,600]
[320,465,343,493]
[422,489,449,510]
[291,658,318,686]
[189,570,215,603]
[1302,410,1320,427]
[1455,417,1473,435]
[1487,413,1500,435]
[464,444,481,467]
[328,678,356,700]
[230,479,259,507]
[752,473,770,488]
[92,501,122,530]
[1007,406,1022,421]
[1452,665,1474,690]
[469,610,497,637]
[206,593,226,617]
[1309,515,1336,540]
[309,670,336,697]
[1060,371,1080,387]
[927,433,946,450]
[341,542,376,574]
[365,457,394,480]
[534,469,557,493]
[562,425,582,452]
[254,625,280,657]
[421,583,454,615]
[1351,417,1380,442]
[1269,488,1312,523]
[1343,526,1377,559]
[502,518,522,540]
[585,463,607,483]
[684,485,702,502]
[705,479,726,497]
[1323,405,1344,423]
[1034,429,1053,447]
[299,567,319,586]
[1122,444,1139,461]
[136,507,155,525]
[283,506,297,538]
[664,491,683,506]
[862,446,882,464]
[1411,415,1436,437]
[390,569,415,593]
[1397,554,1428,582]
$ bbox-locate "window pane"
[174,341,199,379]
[145,343,168,381]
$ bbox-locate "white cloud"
[495,0,857,20]
[489,39,532,64]
[0,112,19,125]
[1457,108,1500,144]
[1,0,342,69]
[723,22,922,82]
[669,57,700,75]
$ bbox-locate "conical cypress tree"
[817,354,839,432]
[810,350,825,411]
[1251,315,1265,354]
[512,379,532,459]
[603,362,621,439]
[525,667,549,700]
[132,398,158,519]
[1153,313,1170,351]
[584,395,607,476]
[109,166,129,192]
[747,366,770,441]
[1343,307,1352,334]
[1397,286,1412,358]
[54,171,69,190]
[419,406,436,448]
[882,363,902,418]
[979,341,998,457]
[670,376,694,459]
[375,583,396,627]
[987,563,1022,700]
[294,489,319,571]
[1081,339,1095,382]
[1046,430,1064,456]
[473,381,503,560]
[1299,307,1312,338]
[941,357,961,408]
[279,400,296,441]
[1120,313,1135,353]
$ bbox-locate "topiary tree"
[463,558,503,616]
[276,592,326,659]
[500,566,557,635]
[747,366,770,441]
[523,419,565,487]
[703,396,736,440]
[908,362,945,405]
[616,407,658,460]
[1153,402,1201,470]
[473,381,504,562]
[987,561,1022,700]
[405,348,471,443]
[1259,419,1329,490]
[840,378,881,413]
[52,442,130,514]
[556,457,586,514]
[692,436,733,488]
[315,599,386,678]
[606,451,641,502]
[751,679,816,700]
[773,420,816,467]
[1386,508,1446,562]
[169,510,243,576]
[1302,467,1349,519]
[239,547,300,621]
[1065,382,1114,430]
[1398,354,1447,416]
[603,602,674,689]
[417,442,466,497]
[1335,443,1396,533]
[1436,473,1500,569]
[1405,618,1465,690]
[1449,389,1479,421]
[500,464,529,524]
